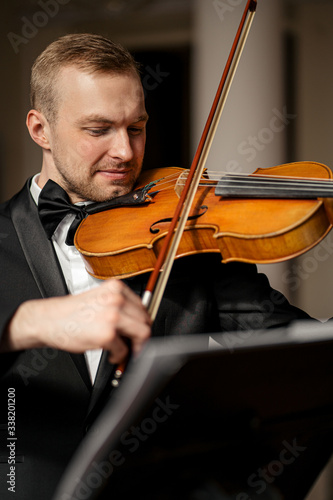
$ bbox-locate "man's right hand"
[1,279,152,364]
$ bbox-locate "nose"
[108,129,133,163]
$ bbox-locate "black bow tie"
[37,178,154,246]
[38,180,90,246]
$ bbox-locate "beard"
[57,165,141,203]
[51,147,143,203]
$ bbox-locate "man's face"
[41,66,148,203]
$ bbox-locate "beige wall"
[292,3,333,320]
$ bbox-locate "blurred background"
[0,0,332,497]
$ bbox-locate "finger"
[108,304,151,354]
[90,280,151,355]
[102,279,152,331]
[106,334,130,364]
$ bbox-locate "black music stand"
[52,320,333,500]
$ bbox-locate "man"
[0,33,325,500]
[1,34,151,365]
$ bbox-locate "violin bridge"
[174,171,189,198]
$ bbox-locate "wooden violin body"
[74,161,333,280]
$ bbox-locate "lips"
[95,169,130,179]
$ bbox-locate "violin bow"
[142,0,258,320]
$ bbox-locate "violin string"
[209,177,333,190]
[158,177,333,192]
[144,170,213,193]
[207,171,333,190]
[177,171,333,188]
[147,172,184,190]
[144,169,333,196]
[149,169,333,184]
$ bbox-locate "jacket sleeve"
[0,203,44,374]
[212,260,312,332]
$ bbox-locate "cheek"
[67,137,101,162]
[133,136,146,160]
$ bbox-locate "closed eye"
[86,128,110,136]
[128,126,145,136]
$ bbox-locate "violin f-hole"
[150,205,208,234]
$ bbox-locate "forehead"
[55,66,145,120]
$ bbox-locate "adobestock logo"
[237,107,297,164]
[60,396,180,500]
[7,0,71,54]
[235,438,307,500]
[141,64,170,98]
[212,0,244,22]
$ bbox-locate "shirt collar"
[30,174,91,207]
[30,174,41,205]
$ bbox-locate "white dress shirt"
[30,174,103,384]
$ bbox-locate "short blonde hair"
[30,33,141,123]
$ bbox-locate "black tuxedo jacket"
[0,180,312,500]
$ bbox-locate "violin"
[74,161,333,281]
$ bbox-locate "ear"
[26,109,51,150]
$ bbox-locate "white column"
[191,0,289,295]
[191,0,286,173]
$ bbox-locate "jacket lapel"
[10,179,68,298]
[10,179,92,390]
[85,351,117,426]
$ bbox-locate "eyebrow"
[76,113,149,126]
